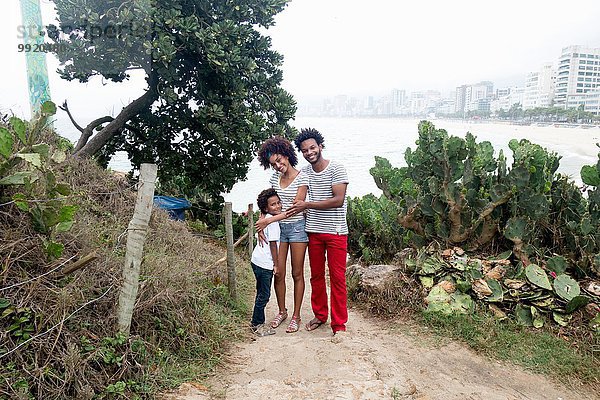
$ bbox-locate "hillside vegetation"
[1,109,247,399]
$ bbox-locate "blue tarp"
[153,195,192,221]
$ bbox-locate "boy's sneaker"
[251,323,276,337]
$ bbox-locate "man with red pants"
[287,128,349,342]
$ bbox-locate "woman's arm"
[294,185,308,202]
[269,241,279,274]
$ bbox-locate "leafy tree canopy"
[48,0,296,200]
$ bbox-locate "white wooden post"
[117,163,157,336]
[224,202,237,301]
[247,203,254,259]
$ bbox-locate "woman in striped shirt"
[255,137,309,333]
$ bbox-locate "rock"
[391,378,418,396]
[347,263,404,291]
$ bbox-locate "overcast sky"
[269,0,600,97]
[2,0,600,125]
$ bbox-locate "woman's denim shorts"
[279,219,308,243]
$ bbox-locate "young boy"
[250,188,282,336]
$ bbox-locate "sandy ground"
[167,260,597,400]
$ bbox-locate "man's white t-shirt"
[250,216,280,270]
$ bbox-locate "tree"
[48,0,296,199]
[508,102,523,120]
[497,108,508,119]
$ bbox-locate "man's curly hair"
[293,128,325,151]
[257,188,280,214]
[257,136,298,170]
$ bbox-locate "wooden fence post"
[247,203,254,259]
[224,202,237,301]
[117,163,157,336]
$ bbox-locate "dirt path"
[169,263,596,400]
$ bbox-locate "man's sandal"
[305,317,325,331]
[270,310,288,328]
[285,316,301,333]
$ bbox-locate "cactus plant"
[359,121,600,276]
[553,274,580,301]
[525,264,552,290]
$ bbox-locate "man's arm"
[286,183,347,216]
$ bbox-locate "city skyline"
[2,1,600,126]
[296,44,600,118]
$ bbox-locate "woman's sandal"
[285,316,301,333]
[270,310,288,328]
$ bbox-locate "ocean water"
[224,117,600,212]
[64,116,599,213]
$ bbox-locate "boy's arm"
[256,184,308,230]
[256,213,287,232]
[269,241,279,274]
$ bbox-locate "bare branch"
[58,101,84,133]
[60,100,115,152]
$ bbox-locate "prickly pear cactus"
[355,121,600,278]
[579,144,600,275]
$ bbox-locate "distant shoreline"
[224,117,600,212]
[295,114,600,129]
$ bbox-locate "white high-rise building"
[465,81,494,112]
[585,90,600,115]
[554,45,600,109]
[491,87,525,114]
[523,63,555,110]
[455,81,494,113]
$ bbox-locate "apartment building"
[455,81,494,113]
[523,63,555,110]
[490,86,525,114]
[554,45,600,109]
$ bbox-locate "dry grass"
[347,269,424,319]
[1,156,248,399]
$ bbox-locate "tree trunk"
[247,203,254,259]
[72,72,158,157]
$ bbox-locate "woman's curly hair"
[257,136,298,169]
[257,188,280,214]
[294,128,325,151]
